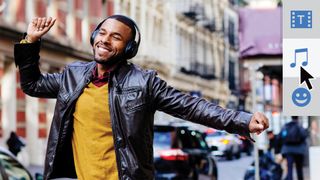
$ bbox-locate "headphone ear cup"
[125,41,138,59]
[90,30,99,46]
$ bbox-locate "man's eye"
[98,31,105,35]
[113,36,121,40]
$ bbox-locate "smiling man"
[93,18,134,67]
[14,15,269,180]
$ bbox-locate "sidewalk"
[303,166,310,180]
[282,164,310,180]
[27,165,44,178]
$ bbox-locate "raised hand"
[26,17,56,43]
[248,112,269,135]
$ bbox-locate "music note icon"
[290,48,308,68]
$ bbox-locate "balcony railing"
[180,62,216,80]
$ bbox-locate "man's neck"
[96,62,122,77]
[96,64,109,77]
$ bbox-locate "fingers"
[256,121,264,130]
[39,17,47,31]
[45,17,52,27]
[252,121,264,132]
[254,112,269,129]
[249,112,270,135]
[261,113,269,129]
[27,17,56,42]
[33,17,55,31]
[48,18,56,29]
[32,18,37,26]
[36,18,42,30]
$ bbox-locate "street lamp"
[248,63,263,180]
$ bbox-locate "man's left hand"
[248,112,269,135]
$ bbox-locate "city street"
[27,155,255,180]
[1,0,319,179]
[216,154,253,180]
[27,153,313,180]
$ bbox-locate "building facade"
[0,0,240,166]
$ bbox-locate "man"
[14,15,269,180]
[280,116,308,180]
[310,120,320,146]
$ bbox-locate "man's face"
[93,18,133,64]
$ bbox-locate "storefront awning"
[238,8,282,58]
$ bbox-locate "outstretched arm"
[150,74,269,138]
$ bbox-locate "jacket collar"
[84,61,97,83]
[110,61,132,85]
[86,60,131,86]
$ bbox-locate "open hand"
[26,17,56,43]
[248,112,269,135]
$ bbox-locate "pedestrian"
[14,15,269,180]
[267,130,282,155]
[280,116,308,180]
[267,130,275,153]
[6,131,25,156]
[310,120,320,146]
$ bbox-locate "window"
[228,59,236,90]
[228,19,236,47]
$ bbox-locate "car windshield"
[153,127,209,151]
[178,129,208,150]
[154,132,172,150]
[0,152,31,180]
[206,131,227,137]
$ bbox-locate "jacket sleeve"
[14,41,61,98]
[150,73,253,137]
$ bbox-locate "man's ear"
[90,29,99,46]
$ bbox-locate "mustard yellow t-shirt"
[72,82,118,180]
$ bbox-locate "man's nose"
[101,35,111,44]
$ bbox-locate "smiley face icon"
[291,87,311,107]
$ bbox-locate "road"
[28,154,255,179]
[216,154,254,180]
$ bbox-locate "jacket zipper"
[109,75,124,179]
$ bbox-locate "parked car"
[205,129,242,160]
[153,125,218,180]
[0,146,33,180]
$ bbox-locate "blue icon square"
[291,10,312,28]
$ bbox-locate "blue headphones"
[90,15,141,59]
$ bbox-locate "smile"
[98,47,108,52]
[295,98,308,104]
[97,45,111,53]
[291,87,311,107]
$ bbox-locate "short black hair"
[107,15,136,41]
[91,15,139,46]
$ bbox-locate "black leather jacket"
[14,42,253,180]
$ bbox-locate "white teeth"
[98,46,108,52]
